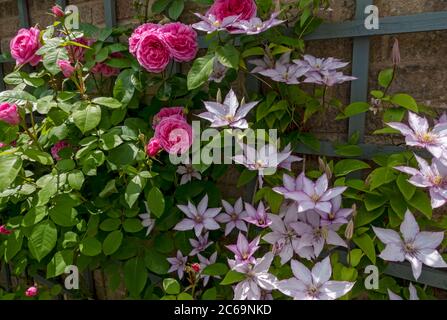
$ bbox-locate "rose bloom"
[146,137,162,157]
[10,27,41,66]
[207,0,257,22]
[160,22,198,62]
[57,60,75,78]
[0,103,20,126]
[153,107,186,128]
[52,5,65,17]
[51,140,72,161]
[129,23,160,55]
[136,33,171,73]
[91,52,123,78]
[155,117,193,154]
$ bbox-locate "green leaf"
[123,219,144,233]
[202,287,217,300]
[147,187,165,218]
[237,169,257,188]
[4,231,23,262]
[145,250,169,275]
[334,145,362,157]
[163,278,180,295]
[44,47,70,75]
[347,249,363,267]
[125,175,146,208]
[396,174,416,200]
[152,0,172,13]
[47,250,73,278]
[383,107,406,122]
[68,170,84,190]
[353,233,376,264]
[79,237,102,256]
[265,188,283,214]
[28,220,57,262]
[337,102,370,119]
[391,94,418,112]
[22,207,48,227]
[364,194,388,211]
[203,263,229,276]
[216,44,240,69]
[0,90,37,106]
[92,97,122,109]
[73,104,102,133]
[103,230,123,256]
[49,206,78,227]
[369,167,396,190]
[124,256,147,297]
[168,0,184,20]
[220,270,245,285]
[334,159,370,176]
[241,47,264,58]
[378,68,394,88]
[187,54,215,90]
[100,218,121,231]
[23,149,54,165]
[408,189,432,219]
[297,133,320,151]
[0,155,22,191]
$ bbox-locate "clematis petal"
[197,195,209,215]
[254,252,274,273]
[378,244,405,262]
[414,231,444,249]
[326,230,347,248]
[320,186,347,202]
[409,283,419,300]
[311,256,332,285]
[174,218,195,231]
[387,122,413,136]
[416,248,447,268]
[400,210,420,242]
[406,254,423,280]
[203,218,220,230]
[372,226,402,244]
[320,281,355,300]
[388,289,403,300]
[277,278,307,298]
[291,259,312,285]
[315,174,328,196]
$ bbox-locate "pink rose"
[10,27,41,66]
[153,107,186,128]
[57,60,75,78]
[129,23,160,55]
[136,33,171,73]
[52,5,65,17]
[68,37,93,63]
[91,52,123,78]
[25,286,38,297]
[146,137,162,157]
[155,117,193,154]
[207,0,257,21]
[160,23,198,62]
[51,140,72,161]
[0,225,12,235]
[0,103,20,126]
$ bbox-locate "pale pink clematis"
[243,201,272,228]
[229,12,285,35]
[226,232,260,265]
[174,195,221,237]
[277,256,354,300]
[373,210,447,280]
[189,232,213,256]
[273,173,305,198]
[139,201,155,236]
[317,195,353,229]
[198,252,219,286]
[258,52,309,84]
[192,13,240,33]
[395,155,447,208]
[167,250,188,279]
[291,211,347,259]
[177,164,202,185]
[387,112,447,159]
[197,89,259,129]
[286,174,347,213]
[231,252,278,300]
[215,198,248,236]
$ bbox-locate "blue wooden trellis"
[1,0,447,293]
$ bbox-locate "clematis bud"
[391,38,400,66]
[345,220,354,240]
[191,263,200,273]
[146,137,162,157]
[216,88,222,104]
[0,225,12,235]
[25,286,38,297]
[51,5,65,18]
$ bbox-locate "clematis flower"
[189,232,213,256]
[273,173,305,198]
[286,173,347,213]
[174,195,221,237]
[249,54,275,74]
[243,201,272,228]
[277,256,354,300]
[295,55,350,73]
[226,233,260,265]
[303,70,357,86]
[263,205,300,264]
[435,112,447,125]
[258,52,309,84]
[387,112,447,159]
[388,283,419,300]
[229,12,285,35]
[317,195,353,229]
[395,155,447,208]
[192,13,240,33]
[198,252,219,286]
[215,198,248,236]
[167,250,188,279]
[278,144,303,170]
[177,164,202,185]
[373,210,447,280]
[139,201,155,236]
[209,59,228,83]
[291,211,347,259]
[231,252,278,300]
[234,143,299,187]
[197,89,259,129]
